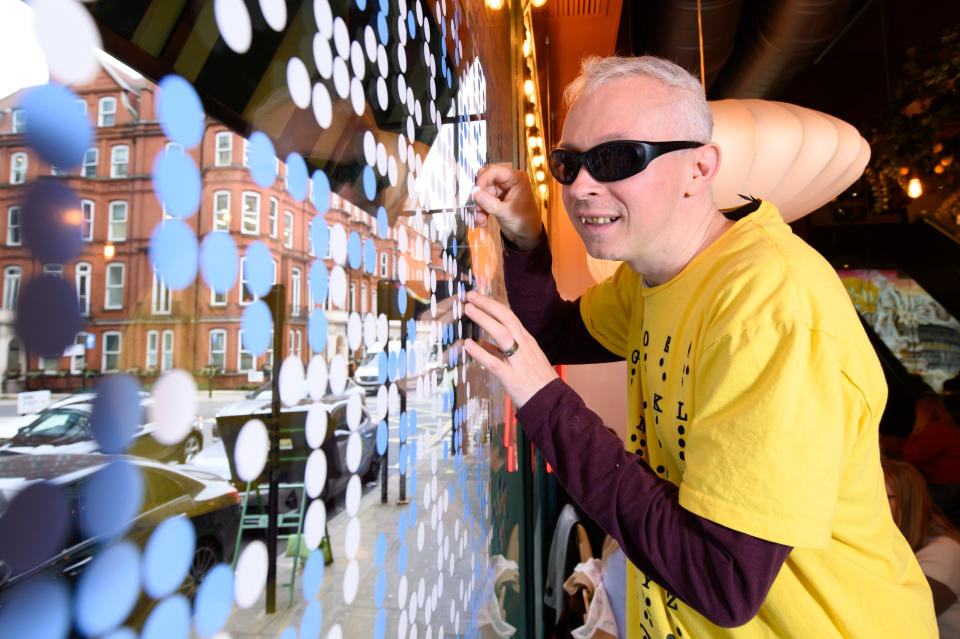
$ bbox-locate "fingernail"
[470,185,481,197]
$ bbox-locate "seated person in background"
[884,458,960,638]
[904,395,960,518]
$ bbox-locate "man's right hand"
[474,164,543,251]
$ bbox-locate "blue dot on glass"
[408,409,417,435]
[310,216,330,258]
[377,12,389,44]
[443,441,448,461]
[141,594,190,639]
[397,349,406,380]
[300,600,322,639]
[398,412,407,442]
[302,549,326,600]
[355,0,366,8]
[399,443,408,475]
[308,308,328,353]
[101,627,137,639]
[247,131,277,188]
[241,301,273,356]
[388,351,398,382]
[200,231,239,293]
[142,516,195,598]
[376,207,388,239]
[22,180,82,263]
[407,348,417,376]
[347,231,362,269]
[309,261,328,305]
[407,319,416,341]
[91,374,141,454]
[397,286,407,314]
[0,579,70,639]
[13,275,81,358]
[374,609,386,639]
[157,75,204,148]
[363,238,377,274]
[75,541,141,637]
[152,150,201,218]
[397,510,407,541]
[194,564,233,637]
[81,459,143,540]
[149,220,198,290]
[376,420,387,455]
[378,0,388,12]
[409,497,417,526]
[286,152,308,202]
[397,542,407,576]
[377,351,387,384]
[375,533,386,569]
[22,82,91,169]
[311,170,330,214]
[243,240,274,298]
[362,165,376,200]
[407,11,416,37]
[0,481,70,577]
[452,237,458,255]
[374,571,386,608]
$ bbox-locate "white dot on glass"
[406,87,414,113]
[329,353,347,395]
[215,0,252,53]
[347,312,362,351]
[314,0,333,38]
[332,16,350,58]
[398,256,408,284]
[417,522,425,551]
[376,385,388,420]
[397,44,407,73]
[377,45,388,77]
[363,131,377,166]
[364,25,377,62]
[377,313,389,345]
[150,369,197,445]
[389,383,400,417]
[312,83,333,129]
[345,474,361,516]
[363,313,377,349]
[377,77,388,111]
[344,518,361,560]
[306,355,329,401]
[407,116,415,143]
[409,593,417,622]
[398,576,409,612]
[346,432,362,472]
[330,224,347,265]
[397,74,407,104]
[33,0,101,85]
[332,57,350,98]
[259,0,286,31]
[350,41,365,79]
[376,144,387,176]
[343,559,359,604]
[286,57,311,109]
[350,77,365,116]
[234,540,268,609]
[278,355,306,407]
[305,405,328,449]
[304,499,327,550]
[346,392,362,431]
[327,625,343,639]
[397,16,407,46]
[415,100,422,126]
[313,34,333,79]
[235,419,269,481]
[388,156,398,187]
[305,449,327,498]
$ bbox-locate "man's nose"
[566,163,603,200]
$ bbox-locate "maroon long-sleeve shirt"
[503,231,792,628]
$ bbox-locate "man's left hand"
[463,291,559,408]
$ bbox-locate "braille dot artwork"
[2,0,523,637]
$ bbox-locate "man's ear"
[686,142,721,197]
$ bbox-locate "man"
[462,56,936,637]
[904,394,960,518]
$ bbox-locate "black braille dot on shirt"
[643,401,647,409]
[661,373,666,381]
[635,448,643,455]
[678,425,685,435]
[685,365,690,374]
[678,438,686,447]
[631,368,636,376]
[643,611,649,620]
[643,353,647,361]
[640,439,646,447]
[677,628,683,637]
[654,415,658,424]
[656,465,665,474]
[645,597,652,606]
[659,357,664,366]
[631,434,637,442]
[679,451,685,461]
[658,440,662,447]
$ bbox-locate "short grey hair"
[563,56,713,143]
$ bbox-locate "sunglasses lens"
[548,150,580,185]
[587,142,645,181]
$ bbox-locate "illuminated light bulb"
[899,167,910,176]
[104,244,115,258]
[523,80,534,96]
[63,208,82,226]
[532,155,543,167]
[525,113,535,127]
[907,177,923,199]
[527,137,538,148]
[522,40,531,57]
[942,156,953,166]
[532,0,547,6]
[933,142,944,154]
[538,183,547,194]
[934,165,945,174]
[535,170,545,181]
[485,0,504,8]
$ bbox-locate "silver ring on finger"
[500,340,519,358]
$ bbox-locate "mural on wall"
[0,0,530,638]
[839,269,960,391]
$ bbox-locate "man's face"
[559,76,695,270]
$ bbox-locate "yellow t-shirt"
[580,201,936,638]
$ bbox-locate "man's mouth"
[579,216,620,226]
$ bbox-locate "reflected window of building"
[38,354,57,373]
[213,190,231,231]
[50,165,67,176]
[11,108,26,134]
[241,191,260,235]
[242,139,250,167]
[80,200,94,241]
[101,331,121,371]
[152,270,171,314]
[215,132,232,166]
[239,258,253,305]
[146,330,159,369]
[110,144,128,178]
[7,206,21,246]
[43,263,62,277]
[75,262,91,315]
[165,142,183,156]
[349,282,355,311]
[237,329,254,371]
[269,197,279,238]
[69,332,87,374]
[10,152,27,184]
[108,200,127,241]
[98,96,116,127]
[161,330,174,371]
[211,287,227,306]
[380,253,388,278]
[283,210,293,248]
[209,329,226,370]
[82,148,98,177]
[3,266,21,311]
[291,267,301,317]
[361,283,367,314]
[104,262,124,309]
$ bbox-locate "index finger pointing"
[465,291,524,335]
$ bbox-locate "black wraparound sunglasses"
[547,140,704,185]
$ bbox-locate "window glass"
[216,132,232,166]
[98,97,116,126]
[104,263,124,309]
[10,152,27,184]
[82,148,98,177]
[110,145,128,177]
[108,201,127,240]
[7,206,22,246]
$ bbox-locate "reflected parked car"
[0,453,241,628]
[0,399,204,464]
